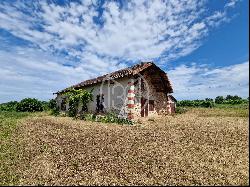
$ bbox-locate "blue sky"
[0,0,249,102]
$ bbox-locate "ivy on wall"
[63,88,93,117]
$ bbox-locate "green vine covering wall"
[63,88,93,117]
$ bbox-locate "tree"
[0,101,18,111]
[215,96,224,104]
[225,95,233,100]
[205,98,213,102]
[16,98,43,112]
[232,95,242,100]
[48,99,59,116]
[201,100,214,108]
[225,95,242,101]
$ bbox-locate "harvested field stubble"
[11,110,249,185]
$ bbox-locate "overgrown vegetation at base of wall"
[47,99,60,116]
[79,112,133,125]
[175,107,189,114]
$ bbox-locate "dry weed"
[11,110,249,186]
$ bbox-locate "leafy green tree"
[215,96,224,104]
[225,95,242,101]
[16,98,43,112]
[0,101,18,111]
[48,99,57,109]
[232,95,242,100]
[201,101,215,108]
[205,98,213,102]
[48,99,59,116]
[225,95,234,100]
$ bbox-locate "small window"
[149,100,154,111]
[141,79,145,90]
[61,98,66,111]
[109,80,114,85]
[96,94,104,113]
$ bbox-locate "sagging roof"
[168,95,177,102]
[55,62,173,94]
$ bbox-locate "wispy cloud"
[168,61,249,100]
[0,0,244,102]
[0,46,126,102]
[0,0,239,65]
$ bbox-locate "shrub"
[205,98,213,102]
[41,101,50,111]
[48,99,59,116]
[82,112,133,125]
[225,95,242,101]
[48,99,56,109]
[0,101,18,111]
[175,107,188,114]
[215,96,224,104]
[16,98,43,112]
[201,101,215,108]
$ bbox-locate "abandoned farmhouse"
[55,62,176,119]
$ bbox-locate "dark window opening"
[61,98,66,111]
[141,79,145,90]
[96,94,104,113]
[149,100,154,111]
[82,105,88,112]
[110,80,114,85]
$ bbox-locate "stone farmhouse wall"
[55,75,175,119]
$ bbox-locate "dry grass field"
[0,108,249,186]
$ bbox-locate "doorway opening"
[141,97,148,117]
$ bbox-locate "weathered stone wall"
[132,72,169,119]
[56,77,134,118]
[55,73,175,119]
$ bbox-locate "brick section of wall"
[127,81,135,119]
[166,100,171,114]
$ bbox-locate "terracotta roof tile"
[55,62,173,94]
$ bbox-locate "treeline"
[177,95,249,108]
[0,98,56,112]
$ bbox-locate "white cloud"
[168,61,249,100]
[225,0,239,8]
[0,47,124,102]
[0,0,244,102]
[0,0,239,64]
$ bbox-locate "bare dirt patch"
[12,111,249,185]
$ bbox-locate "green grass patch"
[0,111,46,185]
[194,107,249,118]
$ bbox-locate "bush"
[82,112,133,125]
[48,99,57,109]
[225,95,242,101]
[16,98,43,112]
[48,99,59,116]
[215,96,224,104]
[41,101,50,111]
[0,101,18,111]
[177,100,215,108]
[201,101,215,108]
[175,107,188,114]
